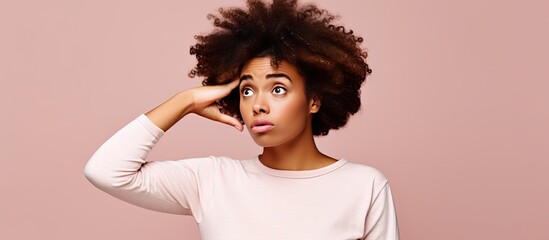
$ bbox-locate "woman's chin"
[252,140,274,148]
[250,136,280,148]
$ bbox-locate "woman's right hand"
[187,79,243,131]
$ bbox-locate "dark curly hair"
[189,0,372,136]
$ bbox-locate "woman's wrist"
[145,90,195,132]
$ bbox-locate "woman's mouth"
[250,119,275,133]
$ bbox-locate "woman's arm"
[363,182,400,240]
[83,80,241,216]
[144,90,194,132]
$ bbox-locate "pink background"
[1,0,548,239]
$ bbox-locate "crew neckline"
[252,155,348,179]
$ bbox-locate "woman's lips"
[250,119,275,133]
[251,124,275,133]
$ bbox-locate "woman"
[84,0,400,239]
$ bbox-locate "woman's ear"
[309,97,321,113]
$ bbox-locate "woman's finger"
[217,113,243,131]
[211,79,240,97]
[195,104,243,131]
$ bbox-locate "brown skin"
[145,80,243,132]
[238,57,337,170]
[146,57,337,171]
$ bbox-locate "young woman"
[84,0,400,239]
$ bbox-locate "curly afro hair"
[189,0,372,136]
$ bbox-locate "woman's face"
[239,57,319,147]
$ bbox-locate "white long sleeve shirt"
[84,113,400,240]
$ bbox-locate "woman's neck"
[259,129,336,171]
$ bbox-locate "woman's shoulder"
[339,159,390,184]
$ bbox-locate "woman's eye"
[242,88,254,96]
[273,86,287,95]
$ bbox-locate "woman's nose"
[252,95,269,115]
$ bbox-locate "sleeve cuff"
[135,113,165,140]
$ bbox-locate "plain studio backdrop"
[0,0,547,239]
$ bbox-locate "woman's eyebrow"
[239,75,253,82]
[239,73,292,83]
[266,73,292,82]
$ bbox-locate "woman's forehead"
[240,57,299,77]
